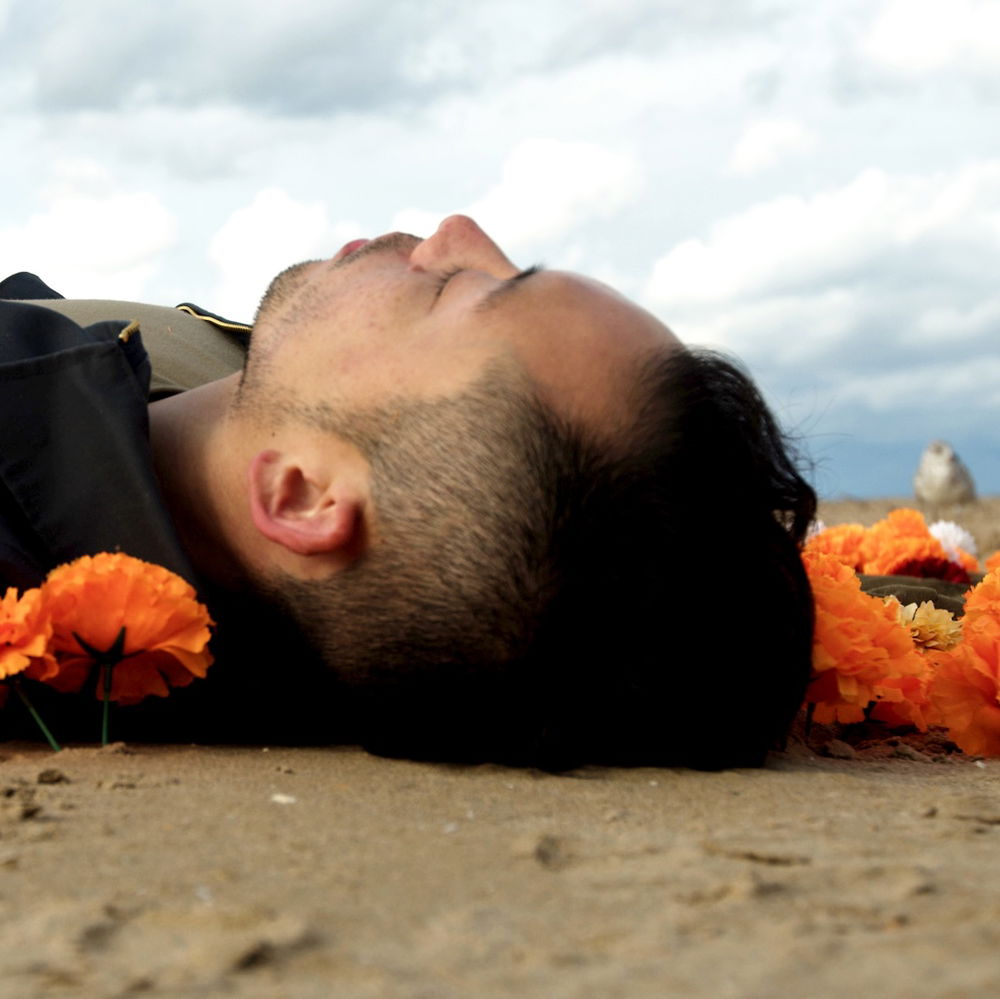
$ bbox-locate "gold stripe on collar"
[175,304,251,333]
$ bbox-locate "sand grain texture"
[0,742,999,998]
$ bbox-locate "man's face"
[249,215,680,435]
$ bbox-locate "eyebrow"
[475,264,545,314]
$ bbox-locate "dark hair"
[263,347,816,769]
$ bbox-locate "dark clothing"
[0,275,195,590]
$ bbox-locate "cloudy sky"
[2,0,999,497]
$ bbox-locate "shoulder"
[6,299,248,396]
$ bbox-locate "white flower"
[929,519,977,560]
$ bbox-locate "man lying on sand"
[0,214,815,768]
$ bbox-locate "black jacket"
[0,274,195,590]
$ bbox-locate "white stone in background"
[913,440,977,506]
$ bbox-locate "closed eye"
[434,263,544,303]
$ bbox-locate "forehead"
[471,270,681,431]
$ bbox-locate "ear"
[247,449,362,557]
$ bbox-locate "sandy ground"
[0,742,998,998]
[3,498,1000,998]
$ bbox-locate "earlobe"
[248,449,362,557]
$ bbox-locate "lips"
[332,238,370,263]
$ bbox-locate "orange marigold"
[38,553,214,705]
[962,569,1000,617]
[929,569,1000,755]
[928,634,1000,756]
[984,551,1000,574]
[0,587,54,680]
[803,551,926,724]
[859,509,952,576]
[804,523,867,570]
[869,669,933,731]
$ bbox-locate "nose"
[409,215,519,279]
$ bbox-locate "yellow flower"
[890,598,962,651]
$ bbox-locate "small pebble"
[822,739,856,760]
[270,793,297,805]
[37,769,70,785]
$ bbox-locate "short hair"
[260,347,816,770]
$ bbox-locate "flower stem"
[101,663,113,746]
[12,679,62,752]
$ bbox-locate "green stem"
[12,679,62,753]
[101,663,113,746]
[75,626,126,746]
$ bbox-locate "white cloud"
[207,188,355,318]
[392,138,641,252]
[727,118,817,174]
[911,297,1000,343]
[0,164,175,299]
[644,161,1000,362]
[861,0,1000,76]
[646,168,892,309]
[664,288,862,363]
[835,357,1000,412]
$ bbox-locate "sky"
[2,0,999,498]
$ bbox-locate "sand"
[2,498,1000,998]
[1,742,999,997]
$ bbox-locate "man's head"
[229,216,816,768]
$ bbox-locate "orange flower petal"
[859,508,951,575]
[926,569,1000,755]
[804,523,867,571]
[803,551,926,724]
[38,553,213,704]
[0,587,54,680]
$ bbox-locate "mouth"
[331,231,424,268]
[331,238,371,263]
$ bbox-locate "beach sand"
[2,498,999,998]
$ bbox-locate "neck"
[148,374,252,589]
